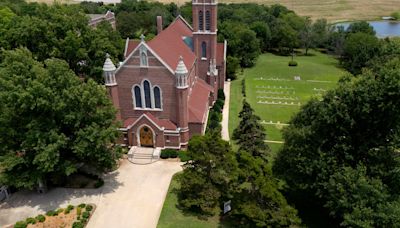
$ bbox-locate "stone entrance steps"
[128,147,161,165]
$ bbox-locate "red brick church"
[103,0,226,149]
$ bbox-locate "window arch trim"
[132,79,163,111]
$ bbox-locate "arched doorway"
[139,126,154,147]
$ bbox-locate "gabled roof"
[124,39,140,58]
[188,79,213,123]
[147,16,195,71]
[123,113,177,130]
[122,16,195,73]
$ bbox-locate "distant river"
[336,21,400,38]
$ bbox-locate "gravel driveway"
[0,160,182,228]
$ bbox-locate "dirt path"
[221,81,231,141]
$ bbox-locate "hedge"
[160,149,178,159]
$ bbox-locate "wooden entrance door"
[140,126,154,147]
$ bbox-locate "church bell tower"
[192,0,218,86]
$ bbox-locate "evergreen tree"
[233,100,269,160]
[231,151,301,227]
[230,101,300,227]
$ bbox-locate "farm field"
[149,0,400,22]
[229,51,345,145]
[28,0,400,22]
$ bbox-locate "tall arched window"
[132,80,163,110]
[154,87,161,109]
[143,80,151,108]
[201,42,207,58]
[134,86,142,108]
[198,10,204,31]
[205,11,211,31]
[140,52,148,67]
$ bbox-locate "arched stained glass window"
[154,87,161,109]
[201,42,207,58]
[144,80,152,108]
[199,10,204,31]
[205,11,211,31]
[134,86,142,108]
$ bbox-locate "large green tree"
[341,32,381,75]
[0,48,121,189]
[274,60,400,226]
[179,132,238,215]
[0,2,123,82]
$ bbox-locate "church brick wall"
[116,50,180,126]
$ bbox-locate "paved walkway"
[221,81,231,141]
[265,140,285,144]
[0,160,182,228]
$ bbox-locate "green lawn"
[157,51,344,228]
[157,173,229,228]
[229,51,345,143]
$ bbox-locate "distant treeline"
[0,0,397,81]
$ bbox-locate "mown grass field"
[229,51,345,145]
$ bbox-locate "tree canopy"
[0,1,123,82]
[0,48,121,189]
[179,132,238,215]
[274,59,400,226]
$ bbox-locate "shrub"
[26,217,36,224]
[288,60,298,66]
[94,179,104,188]
[57,208,64,214]
[46,210,58,216]
[14,221,27,228]
[82,211,90,219]
[78,203,86,208]
[65,204,74,214]
[178,151,191,162]
[72,221,84,228]
[77,207,82,216]
[218,89,225,101]
[35,214,46,223]
[80,218,87,224]
[160,149,178,159]
[85,204,93,212]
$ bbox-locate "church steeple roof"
[175,56,188,74]
[103,53,116,72]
